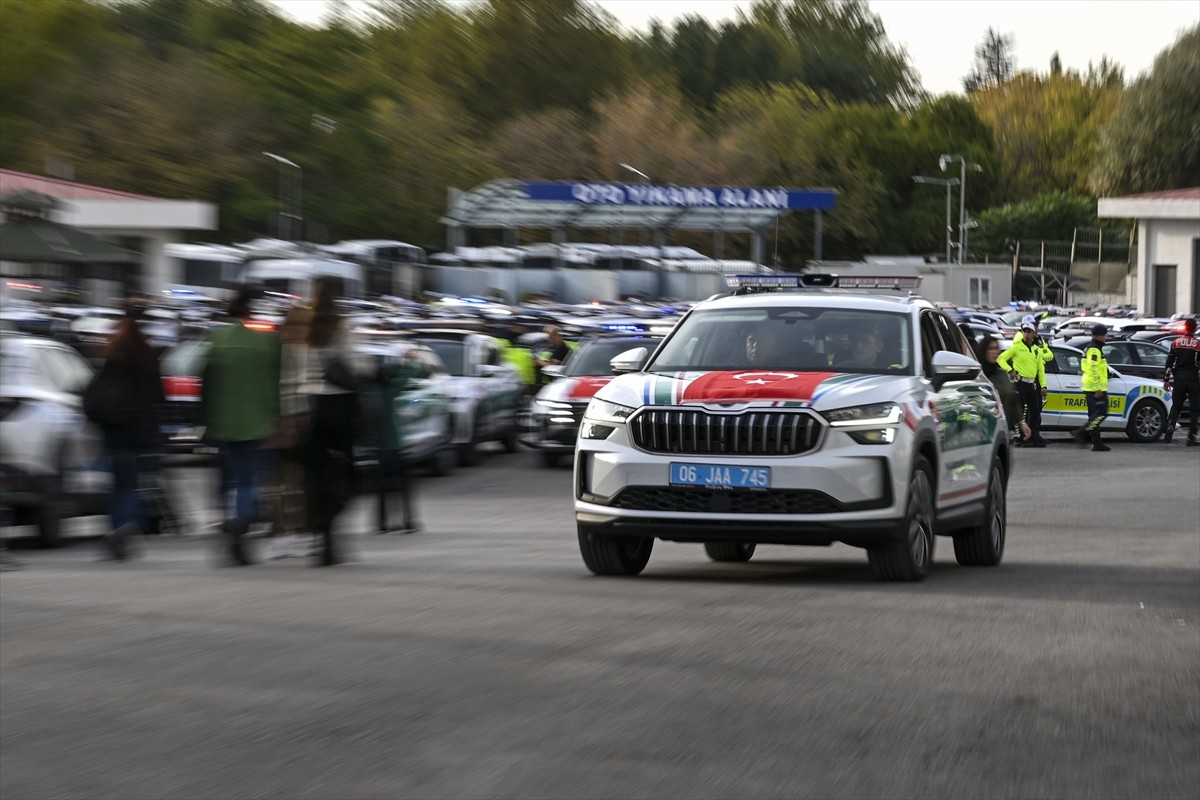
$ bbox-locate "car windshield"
[418,339,467,376]
[565,338,661,377]
[648,306,912,375]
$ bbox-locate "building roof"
[0,168,159,202]
[1115,187,1200,201]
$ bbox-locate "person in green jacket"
[373,347,423,534]
[1073,324,1111,452]
[202,286,281,565]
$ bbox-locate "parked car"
[1060,337,1171,381]
[0,334,108,546]
[408,329,522,465]
[353,337,457,477]
[1041,345,1172,442]
[524,334,663,467]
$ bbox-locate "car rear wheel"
[1126,400,1166,443]
[577,529,653,576]
[868,456,934,581]
[953,456,1006,566]
[704,541,757,562]
[37,469,65,549]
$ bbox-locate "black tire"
[458,417,483,467]
[704,541,757,562]
[868,456,935,581]
[539,450,563,469]
[577,529,654,576]
[501,422,520,454]
[429,445,456,478]
[1126,400,1166,443]
[37,470,65,549]
[953,456,1006,567]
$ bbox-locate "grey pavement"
[1,436,1198,799]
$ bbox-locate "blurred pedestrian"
[372,347,423,534]
[1073,324,1111,452]
[304,277,362,566]
[267,303,315,558]
[977,335,1031,443]
[202,286,281,565]
[997,321,1048,447]
[1163,316,1199,446]
[82,299,165,560]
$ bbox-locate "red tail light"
[163,376,202,400]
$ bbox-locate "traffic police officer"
[997,320,1048,447]
[1073,323,1111,452]
[1163,316,1200,445]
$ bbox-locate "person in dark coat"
[95,301,165,560]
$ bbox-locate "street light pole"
[939,154,982,264]
[912,175,959,265]
[263,151,302,241]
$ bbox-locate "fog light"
[580,422,616,440]
[848,428,895,445]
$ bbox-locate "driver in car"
[840,328,885,368]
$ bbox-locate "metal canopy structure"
[440,179,837,264]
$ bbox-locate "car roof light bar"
[726,273,839,294]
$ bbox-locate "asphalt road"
[2,437,1198,800]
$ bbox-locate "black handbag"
[82,363,129,430]
[322,353,358,392]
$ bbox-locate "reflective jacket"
[1081,339,1108,392]
[997,338,1046,385]
[1034,337,1054,364]
[495,338,537,385]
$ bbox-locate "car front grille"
[610,486,841,514]
[629,408,821,456]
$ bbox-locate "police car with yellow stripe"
[1042,344,1171,441]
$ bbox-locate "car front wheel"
[868,456,934,581]
[704,541,756,562]
[1126,400,1166,443]
[578,529,653,576]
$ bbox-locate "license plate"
[670,462,771,489]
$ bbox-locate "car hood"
[595,370,918,411]
[537,375,616,404]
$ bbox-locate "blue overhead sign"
[523,182,835,211]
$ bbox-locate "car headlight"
[584,398,635,424]
[535,400,573,410]
[822,402,901,427]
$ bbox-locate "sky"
[268,0,1198,95]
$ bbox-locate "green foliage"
[971,192,1114,259]
[1089,26,1200,195]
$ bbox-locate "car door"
[1044,347,1088,428]
[921,311,991,506]
[1131,342,1169,381]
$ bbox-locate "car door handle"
[1064,384,1081,389]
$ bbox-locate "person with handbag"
[303,277,363,566]
[83,300,165,560]
[201,286,281,566]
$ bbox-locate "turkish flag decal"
[567,376,614,400]
[680,371,839,403]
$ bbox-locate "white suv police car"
[574,275,1011,581]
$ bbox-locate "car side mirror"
[541,364,564,379]
[477,364,505,378]
[610,347,649,375]
[930,350,980,390]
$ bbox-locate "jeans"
[218,439,264,527]
[104,432,142,531]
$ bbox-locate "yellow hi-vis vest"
[1081,342,1108,392]
[997,338,1046,385]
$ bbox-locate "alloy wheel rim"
[1136,406,1162,438]
[909,473,932,568]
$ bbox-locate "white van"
[164,243,243,299]
[240,256,365,300]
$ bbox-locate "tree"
[963,28,1015,92]
[971,192,1116,260]
[1089,26,1197,196]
